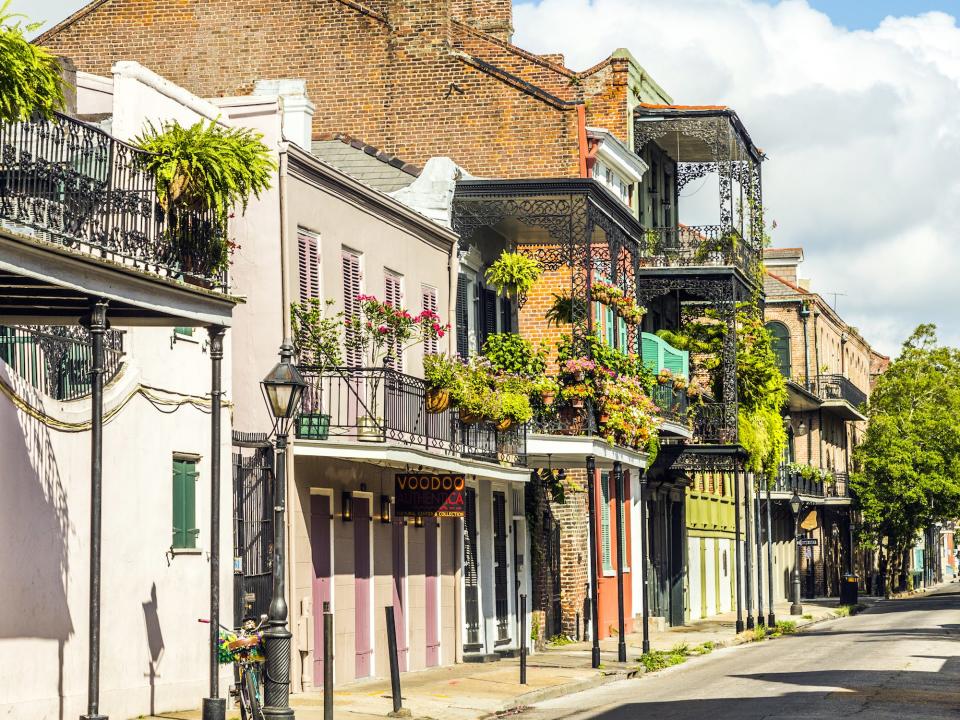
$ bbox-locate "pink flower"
[378,325,389,334]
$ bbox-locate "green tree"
[851,324,960,595]
[0,3,66,121]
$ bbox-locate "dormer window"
[586,127,648,212]
[593,159,631,205]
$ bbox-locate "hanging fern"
[0,3,65,122]
[134,118,276,220]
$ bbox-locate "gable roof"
[311,134,420,193]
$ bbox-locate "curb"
[490,667,638,716]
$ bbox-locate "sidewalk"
[142,597,873,720]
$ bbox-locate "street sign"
[798,538,819,547]
[395,473,466,517]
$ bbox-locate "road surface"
[527,584,960,719]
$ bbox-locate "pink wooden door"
[425,517,440,667]
[311,495,332,688]
[354,497,373,678]
[392,519,409,671]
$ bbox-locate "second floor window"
[172,457,199,550]
[422,285,438,356]
[384,270,403,371]
[766,321,791,378]
[298,230,320,304]
[342,249,362,366]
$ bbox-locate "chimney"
[451,0,513,42]
[763,247,804,285]
[253,79,315,151]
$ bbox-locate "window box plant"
[291,298,345,441]
[424,353,458,413]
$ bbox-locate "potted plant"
[484,251,542,298]
[133,118,276,281]
[495,391,533,431]
[534,376,559,406]
[545,293,586,327]
[290,298,345,440]
[657,368,674,386]
[343,295,448,439]
[423,353,458,413]
[450,357,497,424]
[562,357,595,383]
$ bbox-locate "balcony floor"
[292,436,530,483]
[0,225,237,327]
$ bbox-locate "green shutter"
[618,484,627,569]
[175,327,194,337]
[619,318,630,354]
[172,459,199,549]
[600,472,612,573]
[605,306,615,347]
[641,332,689,379]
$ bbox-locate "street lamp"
[790,490,804,616]
[260,341,306,719]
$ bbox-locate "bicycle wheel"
[244,665,265,720]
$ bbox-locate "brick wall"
[551,470,589,638]
[451,0,513,41]
[40,0,583,178]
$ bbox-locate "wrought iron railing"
[295,366,527,467]
[641,225,759,278]
[774,465,850,500]
[814,374,867,410]
[0,324,124,401]
[0,112,227,290]
[651,382,689,425]
[691,401,737,444]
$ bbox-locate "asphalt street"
[526,584,960,720]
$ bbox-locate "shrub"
[483,333,546,378]
[0,5,65,122]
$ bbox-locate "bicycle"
[200,615,267,720]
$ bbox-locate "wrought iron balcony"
[641,225,760,278]
[774,464,851,500]
[651,382,689,425]
[0,324,124,401]
[0,112,227,290]
[691,400,737,445]
[814,374,868,410]
[295,366,527,467]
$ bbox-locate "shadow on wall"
[142,583,165,716]
[0,366,74,718]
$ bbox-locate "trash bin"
[840,574,858,605]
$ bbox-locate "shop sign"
[395,473,466,517]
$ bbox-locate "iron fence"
[775,465,851,499]
[295,366,527,467]
[651,382,690,425]
[691,401,737,444]
[0,324,123,401]
[0,112,227,290]
[640,225,759,278]
[814,374,868,410]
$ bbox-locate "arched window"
[766,321,791,378]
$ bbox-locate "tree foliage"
[851,324,960,592]
[658,303,787,479]
[0,3,65,122]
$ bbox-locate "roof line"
[314,132,422,178]
[452,51,581,110]
[452,20,577,79]
[35,0,110,43]
[765,269,809,295]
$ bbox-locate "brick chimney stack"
[764,247,804,285]
[451,0,514,42]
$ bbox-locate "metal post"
[765,482,776,627]
[519,594,527,685]
[639,474,650,655]
[613,461,627,663]
[754,478,764,626]
[791,512,803,615]
[204,326,226,720]
[82,298,108,720]
[264,432,294,718]
[323,602,333,720]
[586,455,600,668]
[744,473,754,630]
[384,606,403,715]
[733,469,744,633]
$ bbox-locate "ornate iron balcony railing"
[641,225,759,278]
[691,400,738,444]
[651,382,689,425]
[0,112,227,290]
[814,374,868,410]
[774,465,851,500]
[0,324,124,401]
[295,366,527,467]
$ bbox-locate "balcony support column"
[754,477,765,627]
[744,473,754,630]
[613,461,627,663]
[586,455,600,668]
[81,297,109,720]
[203,326,226,720]
[733,468,744,634]
[765,480,776,627]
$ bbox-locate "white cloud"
[514,0,960,357]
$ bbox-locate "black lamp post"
[261,342,307,719]
[790,490,804,616]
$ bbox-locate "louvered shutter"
[422,286,438,356]
[172,459,198,549]
[600,472,612,573]
[605,305,615,348]
[342,250,362,366]
[456,273,469,358]
[298,232,320,305]
[384,271,403,371]
[480,288,497,350]
[619,318,630,354]
[499,296,513,334]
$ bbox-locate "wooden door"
[311,495,332,688]
[392,518,409,671]
[425,517,440,667]
[354,497,373,678]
